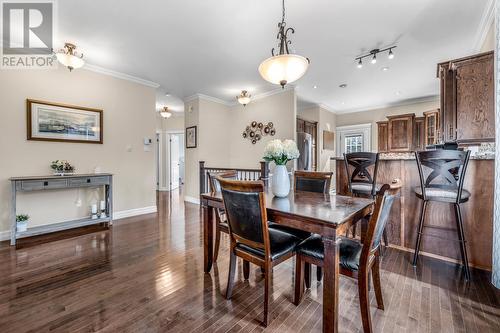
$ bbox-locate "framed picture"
[27,99,103,144]
[186,126,197,148]
[323,130,335,150]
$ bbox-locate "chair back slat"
[208,170,238,192]
[294,171,333,194]
[344,152,380,196]
[415,150,471,202]
[361,182,401,260]
[218,179,269,250]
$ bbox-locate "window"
[336,123,372,156]
[345,134,363,153]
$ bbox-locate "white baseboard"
[184,196,200,205]
[113,206,157,220]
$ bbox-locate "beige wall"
[183,89,296,201]
[228,89,296,168]
[158,114,184,132]
[481,22,495,52]
[335,99,440,151]
[0,67,157,236]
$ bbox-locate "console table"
[10,173,113,246]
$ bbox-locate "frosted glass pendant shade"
[258,54,309,88]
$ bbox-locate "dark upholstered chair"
[294,181,401,333]
[218,178,300,327]
[412,150,471,280]
[293,171,333,282]
[344,152,388,249]
[207,170,238,262]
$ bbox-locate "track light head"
[388,48,395,59]
[371,54,377,64]
[357,59,363,68]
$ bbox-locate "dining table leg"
[322,235,340,333]
[203,204,214,273]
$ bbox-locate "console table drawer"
[20,179,68,191]
[68,176,109,187]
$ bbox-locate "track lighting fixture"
[355,46,396,69]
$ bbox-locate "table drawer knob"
[44,181,48,186]
[87,179,91,183]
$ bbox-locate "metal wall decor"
[242,121,275,144]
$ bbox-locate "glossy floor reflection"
[1,190,499,332]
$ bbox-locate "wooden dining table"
[201,189,373,332]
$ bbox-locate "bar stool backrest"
[414,150,471,203]
[344,152,380,196]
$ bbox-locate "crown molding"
[184,93,232,106]
[84,63,160,88]
[473,0,495,52]
[185,85,296,107]
[317,103,337,114]
[335,95,439,115]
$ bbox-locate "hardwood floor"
[1,190,499,332]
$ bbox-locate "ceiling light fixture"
[258,0,310,88]
[55,43,85,71]
[355,46,396,68]
[160,107,172,118]
[237,90,251,106]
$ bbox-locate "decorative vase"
[17,221,28,232]
[272,165,290,197]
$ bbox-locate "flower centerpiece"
[50,160,75,175]
[16,214,29,232]
[263,139,300,197]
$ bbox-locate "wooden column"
[260,161,269,187]
[199,161,206,196]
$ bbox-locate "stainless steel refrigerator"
[297,132,312,171]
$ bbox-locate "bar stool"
[344,152,388,248]
[412,150,471,280]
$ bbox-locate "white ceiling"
[57,0,492,113]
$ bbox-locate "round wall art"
[242,121,276,144]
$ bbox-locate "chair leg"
[316,266,323,282]
[243,260,250,280]
[294,256,305,305]
[454,204,471,281]
[412,200,427,266]
[263,263,271,327]
[381,229,389,256]
[372,256,384,310]
[351,223,357,238]
[358,269,373,333]
[213,225,222,262]
[304,263,311,289]
[226,250,237,299]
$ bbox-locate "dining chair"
[294,181,401,333]
[293,170,333,283]
[207,170,238,262]
[344,152,388,249]
[218,178,301,327]
[412,150,472,280]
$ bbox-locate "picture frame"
[27,99,103,144]
[186,125,197,148]
[323,130,335,150]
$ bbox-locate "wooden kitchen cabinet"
[377,121,389,152]
[423,110,440,146]
[437,51,494,143]
[387,113,415,152]
[414,117,425,151]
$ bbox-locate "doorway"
[157,131,184,191]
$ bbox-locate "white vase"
[17,221,28,232]
[272,165,290,197]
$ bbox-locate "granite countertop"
[331,152,494,160]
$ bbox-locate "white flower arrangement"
[263,139,300,165]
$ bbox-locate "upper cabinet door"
[387,113,415,152]
[454,52,494,142]
[377,121,388,152]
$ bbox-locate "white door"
[169,134,180,190]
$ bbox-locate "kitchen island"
[333,153,494,270]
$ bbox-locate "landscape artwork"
[27,100,103,144]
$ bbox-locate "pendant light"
[237,90,251,106]
[55,43,85,71]
[258,0,310,88]
[160,107,172,118]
